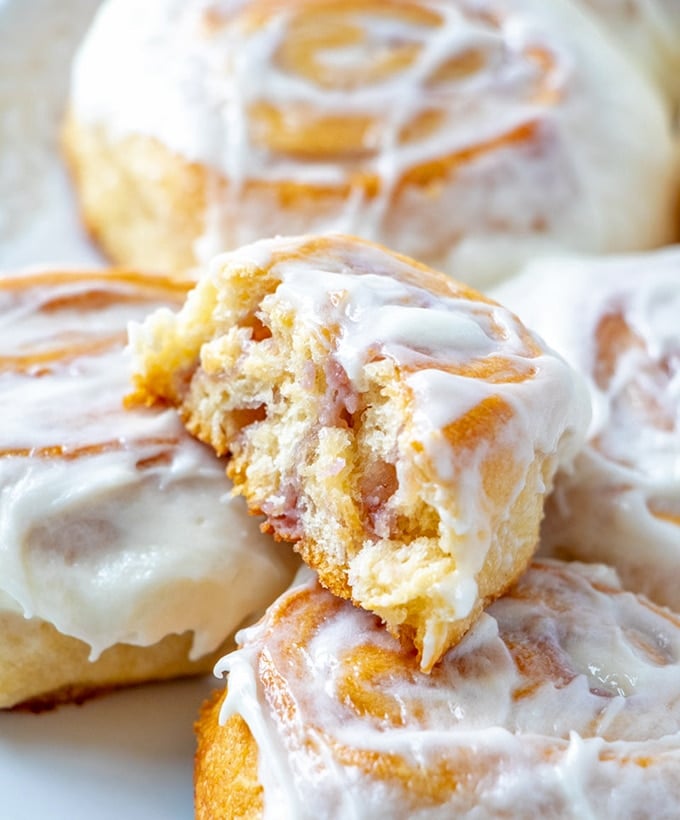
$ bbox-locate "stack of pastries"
[3,0,680,816]
[129,234,680,818]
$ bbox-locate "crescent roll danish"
[494,248,680,613]
[195,561,680,819]
[0,268,296,709]
[131,234,589,671]
[62,0,678,287]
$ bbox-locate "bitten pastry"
[494,249,680,612]
[0,268,296,709]
[131,234,588,670]
[196,561,680,819]
[62,0,678,288]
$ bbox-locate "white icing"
[573,0,680,106]
[493,246,680,611]
[216,561,680,819]
[68,0,678,288]
[0,270,296,658]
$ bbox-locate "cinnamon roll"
[494,248,680,612]
[573,0,680,106]
[131,234,589,670]
[195,560,680,819]
[62,0,678,288]
[0,268,296,709]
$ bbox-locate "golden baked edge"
[195,688,263,820]
[1,610,233,711]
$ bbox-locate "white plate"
[0,2,213,817]
[0,677,215,820]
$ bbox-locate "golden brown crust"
[59,115,564,279]
[61,113,206,274]
[61,114,385,276]
[61,109,471,276]
[0,609,233,710]
[195,689,264,820]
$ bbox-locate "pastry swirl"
[0,268,296,708]
[63,0,678,286]
[196,560,680,819]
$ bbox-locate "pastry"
[62,0,678,288]
[195,560,680,819]
[494,248,680,611]
[131,234,589,670]
[0,268,296,709]
[573,0,680,105]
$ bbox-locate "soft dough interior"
[136,256,552,671]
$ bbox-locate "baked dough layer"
[2,611,228,711]
[194,691,263,820]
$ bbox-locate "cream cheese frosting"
[68,0,678,287]
[216,561,680,819]
[0,269,296,660]
[493,248,680,611]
